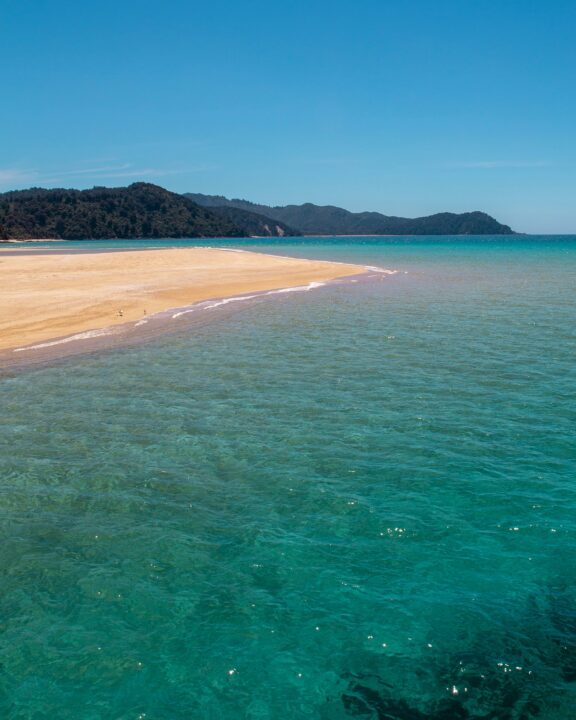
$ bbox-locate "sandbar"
[0,247,365,352]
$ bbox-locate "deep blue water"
[1,237,575,719]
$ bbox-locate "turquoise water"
[1,237,575,719]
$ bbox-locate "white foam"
[14,328,113,353]
[364,266,398,275]
[173,293,259,318]
[172,279,328,319]
[172,307,197,319]
[265,281,326,295]
[203,294,259,310]
[134,319,148,327]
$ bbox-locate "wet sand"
[0,247,365,352]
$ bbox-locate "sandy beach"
[0,247,365,352]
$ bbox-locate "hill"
[0,184,293,240]
[185,194,515,235]
[0,184,515,240]
[200,205,300,237]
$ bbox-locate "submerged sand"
[0,247,365,352]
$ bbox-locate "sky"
[1,0,575,233]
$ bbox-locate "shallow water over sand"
[0,237,575,718]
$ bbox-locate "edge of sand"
[0,247,396,366]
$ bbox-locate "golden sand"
[0,247,364,351]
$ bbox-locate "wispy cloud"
[0,163,208,189]
[41,166,188,184]
[0,168,39,186]
[451,160,552,169]
[49,163,133,177]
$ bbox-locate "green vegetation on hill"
[186,193,515,235]
[0,184,248,240]
[0,183,515,240]
[198,204,300,237]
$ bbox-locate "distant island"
[0,182,514,240]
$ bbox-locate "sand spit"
[0,247,366,353]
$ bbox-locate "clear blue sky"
[2,0,575,232]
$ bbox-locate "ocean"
[1,237,575,719]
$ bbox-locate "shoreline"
[0,273,371,373]
[0,233,523,243]
[0,247,385,367]
[0,238,63,243]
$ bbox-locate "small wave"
[364,266,398,274]
[172,294,258,318]
[265,281,326,295]
[172,308,196,319]
[204,294,259,310]
[14,328,112,353]
[172,280,329,319]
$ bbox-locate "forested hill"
[0,184,295,240]
[198,205,300,237]
[186,193,515,235]
[0,183,514,240]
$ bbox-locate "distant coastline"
[0,182,514,241]
[186,192,515,236]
